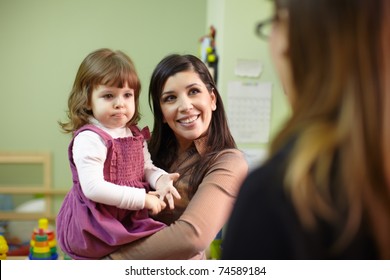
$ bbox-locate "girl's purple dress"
[56,125,165,259]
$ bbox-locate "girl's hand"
[152,173,181,209]
[145,193,166,215]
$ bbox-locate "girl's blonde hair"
[59,48,141,134]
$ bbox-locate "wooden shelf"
[0,212,57,221]
[0,187,68,195]
[0,152,67,222]
[0,153,49,162]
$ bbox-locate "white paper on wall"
[234,59,263,78]
[227,81,272,143]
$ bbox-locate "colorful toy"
[199,25,219,84]
[0,235,9,260]
[29,218,58,260]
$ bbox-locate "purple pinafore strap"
[56,125,165,259]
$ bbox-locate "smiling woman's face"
[159,70,216,151]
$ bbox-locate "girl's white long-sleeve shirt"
[72,119,166,211]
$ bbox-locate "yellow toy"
[0,235,9,260]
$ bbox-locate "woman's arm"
[109,149,248,259]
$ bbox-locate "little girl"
[56,48,180,260]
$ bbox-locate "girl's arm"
[109,149,248,259]
[73,131,146,210]
[143,140,181,208]
[143,140,168,188]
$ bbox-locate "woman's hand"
[151,173,181,209]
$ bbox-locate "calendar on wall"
[227,81,272,143]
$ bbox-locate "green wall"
[0,0,289,190]
[0,0,207,189]
[208,0,290,167]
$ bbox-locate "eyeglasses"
[256,16,276,40]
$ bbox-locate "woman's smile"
[177,114,200,125]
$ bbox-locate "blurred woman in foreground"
[223,0,390,259]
